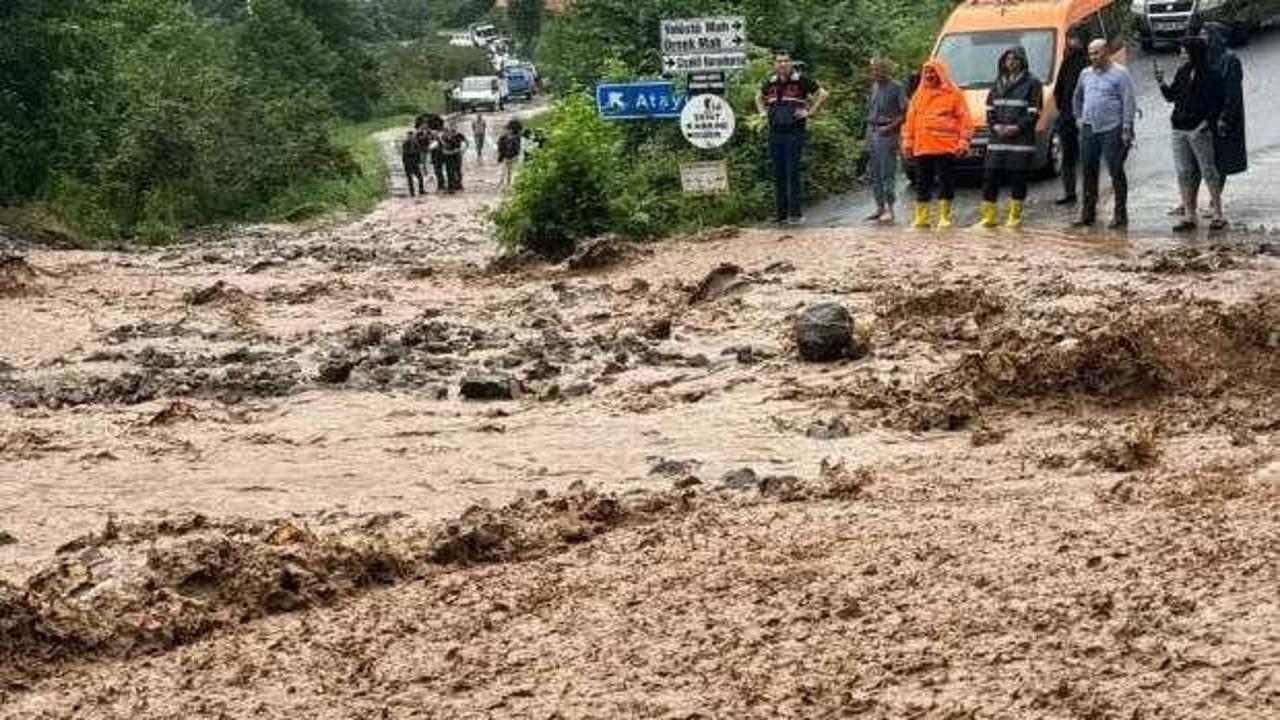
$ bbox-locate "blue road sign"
[595,81,686,121]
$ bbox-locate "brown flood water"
[1,131,1277,718]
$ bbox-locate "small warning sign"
[680,161,729,195]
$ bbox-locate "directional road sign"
[661,16,747,75]
[595,81,686,121]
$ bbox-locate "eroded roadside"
[1,147,1278,717]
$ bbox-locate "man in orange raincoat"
[901,59,974,229]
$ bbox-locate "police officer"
[755,52,829,225]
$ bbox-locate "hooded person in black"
[976,46,1043,229]
[1054,29,1088,205]
[1204,23,1246,195]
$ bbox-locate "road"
[812,27,1280,235]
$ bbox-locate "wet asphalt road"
[811,28,1280,237]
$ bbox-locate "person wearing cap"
[864,58,908,224]
[756,51,829,225]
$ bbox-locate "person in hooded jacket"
[1157,35,1224,232]
[976,46,1043,229]
[902,59,974,230]
[1204,22,1246,214]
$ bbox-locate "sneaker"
[1108,217,1129,230]
[1209,217,1229,231]
[1172,220,1197,233]
[863,209,884,222]
[1071,217,1096,228]
[1054,195,1077,205]
[789,216,808,226]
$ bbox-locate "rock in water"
[460,371,521,401]
[566,235,627,271]
[795,302,864,362]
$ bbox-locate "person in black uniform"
[975,46,1043,229]
[1055,29,1088,205]
[755,52,829,225]
[401,130,425,197]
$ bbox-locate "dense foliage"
[495,0,956,256]
[0,0,496,244]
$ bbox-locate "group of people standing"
[401,112,526,198]
[760,21,1248,233]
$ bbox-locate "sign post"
[594,81,686,121]
[661,16,748,196]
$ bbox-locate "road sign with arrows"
[660,16,747,75]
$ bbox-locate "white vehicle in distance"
[448,32,472,48]
[469,23,499,48]
[449,76,507,112]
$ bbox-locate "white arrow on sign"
[680,93,736,150]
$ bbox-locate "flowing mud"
[2,143,1278,717]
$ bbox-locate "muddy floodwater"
[1,135,1278,718]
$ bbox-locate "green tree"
[508,0,545,52]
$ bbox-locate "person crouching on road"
[401,130,425,198]
[976,46,1044,230]
[1157,36,1224,233]
[902,59,974,230]
[756,51,829,226]
[864,58,908,224]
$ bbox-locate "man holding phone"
[1072,39,1137,229]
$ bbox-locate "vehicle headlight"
[1131,0,1145,12]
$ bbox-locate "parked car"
[909,0,1127,179]
[1133,0,1280,49]
[450,76,506,112]
[448,32,473,48]
[503,66,536,100]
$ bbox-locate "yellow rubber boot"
[936,200,954,229]
[973,201,998,229]
[912,201,931,229]
[1005,200,1024,229]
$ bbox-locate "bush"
[491,95,622,258]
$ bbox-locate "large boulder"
[795,302,867,362]
[460,371,521,401]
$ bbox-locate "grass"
[264,113,415,225]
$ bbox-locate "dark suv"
[1134,0,1280,49]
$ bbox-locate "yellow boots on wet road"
[912,200,955,230]
[913,200,1021,231]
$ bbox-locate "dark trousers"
[431,152,446,190]
[445,155,463,191]
[982,166,1028,202]
[403,158,424,196]
[1058,116,1080,197]
[1080,125,1128,221]
[914,154,956,202]
[770,131,805,220]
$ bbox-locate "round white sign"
[680,93,736,149]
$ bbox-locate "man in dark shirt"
[755,51,829,225]
[440,123,469,193]
[1054,28,1088,205]
[401,130,425,198]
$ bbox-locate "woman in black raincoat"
[1205,22,1246,213]
[976,46,1043,229]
